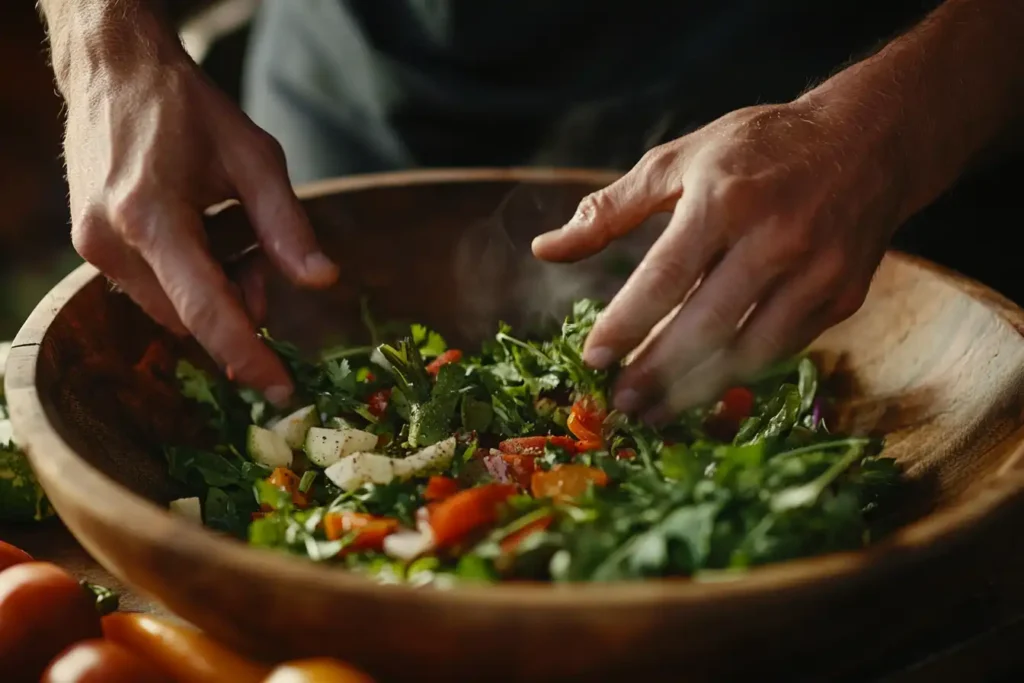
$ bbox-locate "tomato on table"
[0,540,33,572]
[264,658,377,683]
[102,613,270,683]
[42,639,174,683]
[0,562,103,682]
[425,349,463,376]
[323,512,399,551]
[531,464,609,502]
[428,483,518,547]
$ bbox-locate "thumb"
[531,149,681,262]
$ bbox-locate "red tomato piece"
[720,387,755,422]
[497,435,577,457]
[428,484,517,548]
[424,476,460,502]
[500,453,538,490]
[0,541,33,572]
[426,349,463,377]
[568,396,606,444]
[42,639,175,683]
[367,388,391,418]
[322,512,399,551]
[615,447,637,460]
[499,515,554,555]
[531,464,609,502]
[266,468,310,509]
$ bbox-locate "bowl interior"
[10,169,1024,681]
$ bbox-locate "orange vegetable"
[0,540,33,572]
[267,468,310,509]
[497,435,577,456]
[428,483,517,547]
[531,464,609,501]
[499,515,554,555]
[0,562,103,682]
[42,638,174,683]
[322,512,399,551]
[425,349,463,377]
[499,453,537,491]
[567,396,606,445]
[423,476,460,502]
[263,658,377,683]
[102,613,270,683]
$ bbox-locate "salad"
[163,299,903,585]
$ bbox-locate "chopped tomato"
[323,512,399,551]
[575,440,602,453]
[531,464,609,502]
[498,435,577,456]
[616,447,637,460]
[426,349,463,377]
[364,371,376,383]
[500,453,538,490]
[225,365,236,382]
[705,386,756,440]
[367,388,391,418]
[424,476,460,502]
[499,515,554,555]
[568,396,606,444]
[428,483,517,548]
[267,467,310,508]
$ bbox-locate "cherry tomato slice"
[0,540,33,572]
[720,387,755,422]
[568,396,606,444]
[424,476,460,502]
[425,349,463,377]
[499,515,554,555]
[428,484,517,547]
[267,467,310,509]
[42,639,174,683]
[322,512,400,551]
[615,447,637,460]
[530,464,609,501]
[367,389,391,418]
[500,453,538,490]
[0,562,103,682]
[498,435,577,456]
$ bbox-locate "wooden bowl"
[6,169,1024,683]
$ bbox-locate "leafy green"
[0,447,54,522]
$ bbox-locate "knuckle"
[70,208,108,263]
[574,191,613,226]
[831,283,869,323]
[108,188,157,250]
[252,132,288,169]
[635,145,675,179]
[637,255,690,302]
[763,223,813,270]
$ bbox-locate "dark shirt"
[243,0,940,179]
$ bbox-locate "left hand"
[532,98,908,422]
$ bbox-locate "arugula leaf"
[411,324,448,359]
[460,395,493,433]
[176,360,221,420]
[203,487,254,538]
[797,356,818,416]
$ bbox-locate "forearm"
[801,0,1024,220]
[37,0,187,98]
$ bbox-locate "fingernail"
[584,346,615,369]
[265,385,292,407]
[304,252,338,281]
[613,388,641,414]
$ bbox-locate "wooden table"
[3,520,1024,683]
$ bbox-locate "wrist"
[46,4,189,103]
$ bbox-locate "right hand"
[63,43,337,405]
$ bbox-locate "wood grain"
[5,168,1024,683]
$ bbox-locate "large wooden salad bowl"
[6,168,1024,682]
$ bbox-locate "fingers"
[234,255,269,325]
[640,256,867,421]
[228,134,339,289]
[531,148,681,263]
[71,212,188,336]
[609,223,793,413]
[124,201,294,404]
[581,187,726,371]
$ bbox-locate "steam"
[451,182,669,342]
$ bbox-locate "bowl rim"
[6,166,1024,609]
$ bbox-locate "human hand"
[533,99,908,421]
[62,43,337,405]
